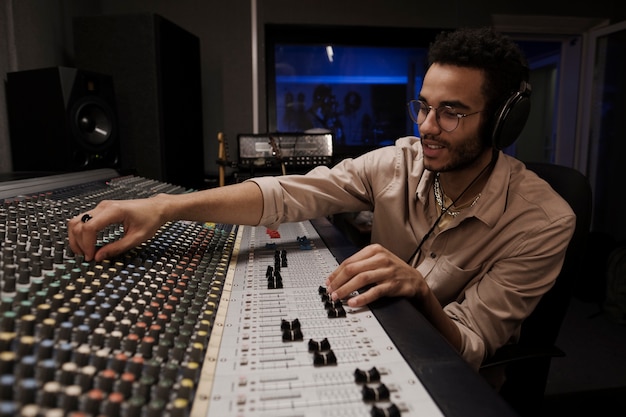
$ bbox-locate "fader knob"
[124,395,146,417]
[313,350,337,366]
[308,338,331,352]
[282,329,303,341]
[327,306,346,318]
[0,374,14,400]
[362,383,390,401]
[60,384,82,413]
[80,388,105,416]
[371,403,401,417]
[281,318,301,330]
[15,377,38,406]
[354,367,381,383]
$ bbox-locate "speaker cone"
[71,97,117,149]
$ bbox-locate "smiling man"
[68,27,575,389]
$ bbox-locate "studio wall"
[1,0,624,176]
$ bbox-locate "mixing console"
[0,169,502,417]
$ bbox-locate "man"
[68,27,575,386]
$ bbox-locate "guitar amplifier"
[237,132,333,170]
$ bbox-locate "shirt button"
[430,252,437,258]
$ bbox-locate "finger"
[326,244,381,289]
[345,283,386,307]
[67,218,83,256]
[68,214,99,261]
[92,234,138,262]
[328,258,381,301]
[92,241,120,263]
[347,265,420,308]
[326,245,385,293]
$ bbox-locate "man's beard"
[423,133,488,173]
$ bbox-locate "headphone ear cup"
[491,82,532,150]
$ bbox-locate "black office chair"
[480,162,593,416]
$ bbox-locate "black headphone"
[491,80,532,150]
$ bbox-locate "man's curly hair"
[428,27,529,140]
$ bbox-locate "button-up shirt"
[249,136,576,369]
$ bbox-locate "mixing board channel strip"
[193,221,445,417]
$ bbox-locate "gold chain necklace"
[433,173,481,217]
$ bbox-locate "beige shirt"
[250,136,576,370]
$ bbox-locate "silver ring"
[81,214,93,223]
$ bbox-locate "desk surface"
[311,217,518,417]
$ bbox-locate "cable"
[406,149,498,264]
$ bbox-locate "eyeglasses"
[407,100,482,132]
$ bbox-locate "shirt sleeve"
[246,141,413,230]
[246,160,376,230]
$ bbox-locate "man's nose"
[419,109,441,135]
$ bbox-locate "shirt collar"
[416,169,436,203]
[414,151,511,227]
[474,152,510,227]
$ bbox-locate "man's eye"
[440,108,459,119]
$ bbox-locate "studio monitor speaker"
[6,67,119,172]
[73,13,205,189]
